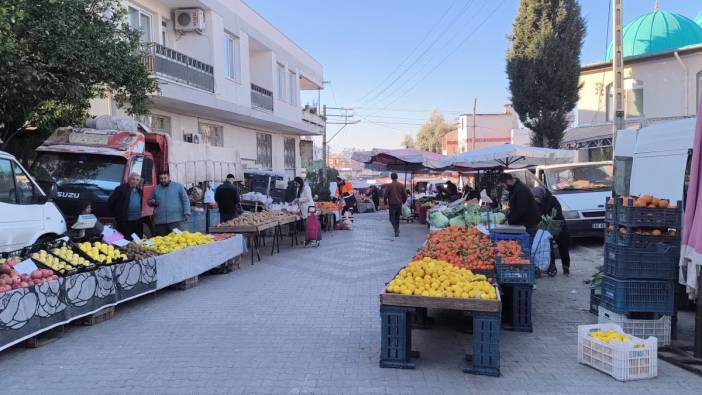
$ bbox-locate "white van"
[534,161,613,237]
[0,150,67,253]
[613,117,695,203]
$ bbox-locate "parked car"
[0,150,67,253]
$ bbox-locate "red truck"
[31,117,241,232]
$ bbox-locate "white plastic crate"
[577,323,658,381]
[598,307,671,346]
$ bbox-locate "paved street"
[0,212,701,394]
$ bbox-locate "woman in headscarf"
[293,177,314,219]
[532,186,571,276]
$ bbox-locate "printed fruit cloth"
[387,257,496,300]
[414,227,496,270]
[496,240,529,264]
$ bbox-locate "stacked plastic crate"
[491,232,534,332]
[599,196,681,346]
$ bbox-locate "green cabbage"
[449,216,466,227]
[428,212,449,228]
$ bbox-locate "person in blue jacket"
[148,171,191,236]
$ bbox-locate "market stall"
[0,232,244,352]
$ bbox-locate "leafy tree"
[400,134,415,149]
[0,0,156,160]
[506,0,585,148]
[305,167,339,201]
[414,110,452,153]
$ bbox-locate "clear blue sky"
[245,0,702,150]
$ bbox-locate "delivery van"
[0,150,67,253]
[535,161,613,238]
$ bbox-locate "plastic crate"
[379,306,415,369]
[590,288,601,315]
[464,315,500,376]
[614,198,682,229]
[501,284,533,332]
[600,276,675,314]
[490,232,531,254]
[598,307,671,347]
[495,258,535,285]
[605,200,616,223]
[608,230,680,249]
[603,244,679,281]
[578,323,658,381]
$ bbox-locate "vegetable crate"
[598,307,671,347]
[463,315,501,376]
[501,284,532,332]
[614,198,682,229]
[578,323,658,381]
[379,306,415,369]
[490,232,530,255]
[495,257,535,285]
[590,287,601,316]
[603,244,679,281]
[600,275,675,314]
[607,230,680,250]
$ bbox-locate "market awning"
[352,148,448,172]
[444,144,577,169]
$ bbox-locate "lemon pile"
[387,257,497,300]
[78,242,128,265]
[144,231,213,254]
[590,329,632,343]
[52,246,93,268]
[31,250,74,273]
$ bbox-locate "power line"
[360,0,477,108]
[363,0,507,115]
[353,0,460,104]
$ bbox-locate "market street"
[0,212,698,394]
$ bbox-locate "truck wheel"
[36,234,59,246]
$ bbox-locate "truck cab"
[31,126,157,227]
[0,150,67,252]
[535,161,613,237]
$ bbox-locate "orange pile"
[496,240,529,264]
[315,201,339,212]
[414,227,495,271]
[608,195,672,209]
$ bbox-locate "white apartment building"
[91,0,325,178]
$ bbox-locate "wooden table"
[379,287,502,376]
[277,215,301,247]
[211,221,278,265]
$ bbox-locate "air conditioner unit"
[175,8,205,32]
[183,132,202,144]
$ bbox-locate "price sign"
[15,259,38,275]
[110,238,130,247]
[131,234,142,243]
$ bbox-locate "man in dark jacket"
[384,173,407,237]
[496,173,540,238]
[107,173,143,240]
[215,174,240,223]
[533,186,571,275]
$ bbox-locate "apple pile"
[0,257,58,293]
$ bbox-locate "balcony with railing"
[302,107,326,129]
[251,83,274,112]
[143,43,215,93]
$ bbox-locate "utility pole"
[322,104,327,179]
[322,106,359,179]
[612,0,625,135]
[472,98,477,151]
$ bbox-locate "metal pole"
[322,104,327,181]
[472,98,477,151]
[612,0,625,135]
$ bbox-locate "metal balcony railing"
[143,43,214,93]
[251,83,274,112]
[302,108,326,128]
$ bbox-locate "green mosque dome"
[605,10,702,60]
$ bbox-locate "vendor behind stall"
[496,173,540,238]
[336,177,357,214]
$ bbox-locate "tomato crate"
[600,276,675,314]
[490,232,530,255]
[578,323,658,381]
[603,244,679,281]
[614,198,682,229]
[598,307,671,347]
[495,257,534,285]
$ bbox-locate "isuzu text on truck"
[31,116,241,233]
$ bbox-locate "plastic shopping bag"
[401,204,411,219]
[531,229,552,272]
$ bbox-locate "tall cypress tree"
[507,0,585,148]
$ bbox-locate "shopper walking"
[384,172,407,237]
[215,174,240,222]
[107,173,144,240]
[496,173,541,238]
[532,186,571,276]
[148,171,191,236]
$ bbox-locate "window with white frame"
[276,63,286,101]
[128,6,152,43]
[199,123,224,147]
[606,79,644,121]
[288,70,298,105]
[224,34,240,81]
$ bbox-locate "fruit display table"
[212,221,279,265]
[0,235,244,352]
